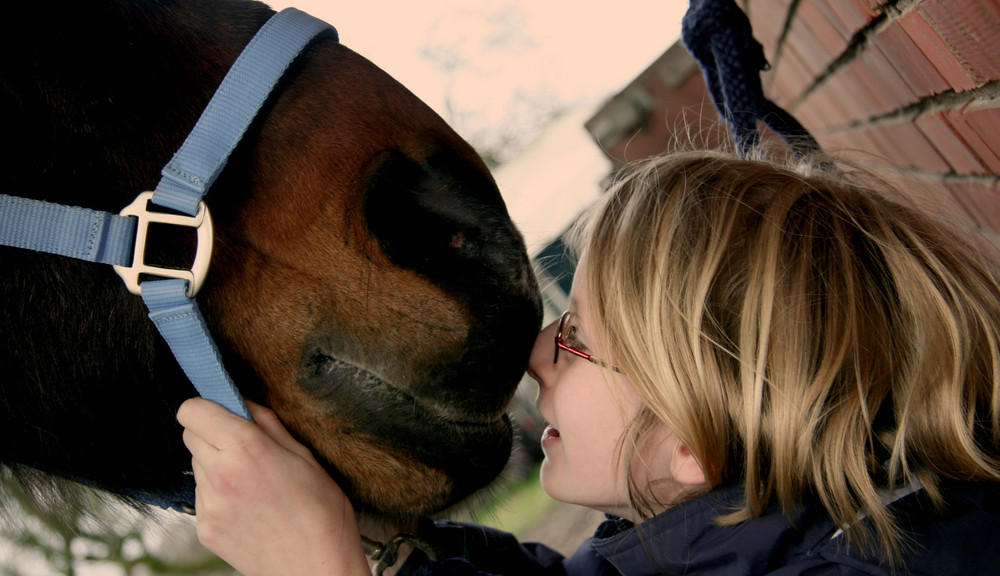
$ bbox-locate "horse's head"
[194,28,541,516]
[0,0,541,519]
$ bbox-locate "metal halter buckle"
[363,533,439,576]
[113,191,213,298]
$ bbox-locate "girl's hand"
[177,397,370,576]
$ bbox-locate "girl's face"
[528,258,691,522]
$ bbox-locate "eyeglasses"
[554,311,620,372]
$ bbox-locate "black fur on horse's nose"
[363,146,542,413]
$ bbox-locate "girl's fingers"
[182,427,219,467]
[179,397,321,484]
[179,397,310,459]
[177,397,247,449]
[242,399,315,460]
[190,458,207,491]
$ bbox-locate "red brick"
[747,0,792,61]
[871,21,951,98]
[867,135,904,161]
[902,178,979,228]
[840,126,894,165]
[769,43,815,105]
[790,76,849,129]
[962,100,1000,164]
[918,0,1000,84]
[822,0,874,34]
[818,127,882,159]
[856,45,919,113]
[856,0,887,13]
[807,64,877,125]
[809,0,856,43]
[914,112,989,174]
[815,130,857,156]
[878,121,951,172]
[795,85,852,130]
[797,0,850,63]
[867,123,914,164]
[785,15,834,77]
[945,103,1000,174]
[941,181,1000,231]
[897,11,978,92]
[836,54,898,117]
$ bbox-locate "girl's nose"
[526,317,559,386]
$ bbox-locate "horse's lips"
[300,356,514,473]
[305,355,509,422]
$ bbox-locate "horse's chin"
[286,358,514,516]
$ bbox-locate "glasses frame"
[553,311,620,373]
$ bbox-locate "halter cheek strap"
[0,8,335,421]
[153,8,332,215]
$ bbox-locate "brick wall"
[751,0,1000,230]
[588,0,1000,232]
[584,43,729,163]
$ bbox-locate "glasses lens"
[554,311,569,363]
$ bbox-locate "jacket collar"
[588,485,842,576]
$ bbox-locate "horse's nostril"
[363,147,507,273]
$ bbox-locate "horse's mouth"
[295,355,514,506]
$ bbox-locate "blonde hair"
[570,149,1000,561]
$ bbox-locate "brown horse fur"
[0,0,542,519]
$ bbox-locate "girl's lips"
[541,426,561,446]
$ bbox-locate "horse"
[0,0,542,520]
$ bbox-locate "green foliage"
[469,463,558,537]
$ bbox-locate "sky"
[265,1,688,154]
[264,1,689,254]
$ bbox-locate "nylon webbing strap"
[153,8,333,216]
[0,195,135,266]
[141,279,251,419]
[137,8,332,419]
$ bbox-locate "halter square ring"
[113,191,213,298]
[554,311,620,373]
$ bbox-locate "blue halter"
[0,9,335,421]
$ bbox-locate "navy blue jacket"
[399,482,1000,575]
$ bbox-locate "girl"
[179,149,1000,575]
